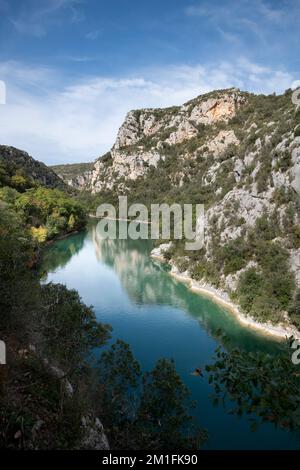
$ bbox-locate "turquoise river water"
[42,221,300,449]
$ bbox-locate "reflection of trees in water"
[41,222,279,354]
[40,231,86,279]
[193,308,278,354]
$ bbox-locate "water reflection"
[91,221,190,306]
[40,230,86,279]
[44,221,297,449]
[91,220,279,354]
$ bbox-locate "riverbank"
[44,229,80,246]
[151,252,300,341]
[88,214,149,224]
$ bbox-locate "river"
[42,220,300,449]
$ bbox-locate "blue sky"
[0,0,299,164]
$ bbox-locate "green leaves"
[206,341,300,432]
[40,283,111,375]
[1,186,87,243]
[97,345,207,450]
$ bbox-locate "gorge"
[2,87,300,450]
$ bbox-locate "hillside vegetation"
[0,146,65,191]
[51,162,94,187]
[72,88,300,328]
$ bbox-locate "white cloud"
[85,29,100,40]
[0,59,296,165]
[63,55,98,62]
[185,0,288,23]
[184,0,298,45]
[257,0,286,22]
[11,0,84,37]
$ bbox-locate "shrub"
[30,225,48,243]
[288,289,300,328]
[237,268,264,314]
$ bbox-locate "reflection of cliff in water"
[91,221,191,308]
[91,221,279,353]
[40,231,86,278]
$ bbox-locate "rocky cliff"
[61,87,300,328]
[70,88,245,192]
[50,162,94,188]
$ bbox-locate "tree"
[137,358,207,450]
[0,205,39,335]
[206,340,300,431]
[288,289,300,328]
[97,342,207,450]
[97,340,141,428]
[39,283,111,376]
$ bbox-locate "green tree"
[288,289,300,328]
[137,358,207,450]
[0,205,39,335]
[40,283,111,375]
[97,342,207,450]
[206,340,300,431]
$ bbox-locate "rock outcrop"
[81,416,109,450]
[63,88,245,192]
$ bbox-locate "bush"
[288,289,300,328]
[237,268,264,314]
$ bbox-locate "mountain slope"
[0,145,65,190]
[79,88,245,193]
[51,162,94,187]
[70,87,300,328]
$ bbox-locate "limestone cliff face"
[73,88,244,193]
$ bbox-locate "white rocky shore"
[151,244,300,341]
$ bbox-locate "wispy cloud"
[186,0,288,22]
[0,59,295,164]
[11,0,84,37]
[63,55,98,62]
[85,29,101,40]
[257,0,286,22]
[185,0,299,45]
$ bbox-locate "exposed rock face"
[151,242,172,260]
[188,92,242,123]
[290,248,300,286]
[114,110,163,149]
[50,162,94,189]
[81,416,109,450]
[65,88,245,193]
[0,145,65,189]
[291,138,300,194]
[205,130,239,156]
[166,119,199,145]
